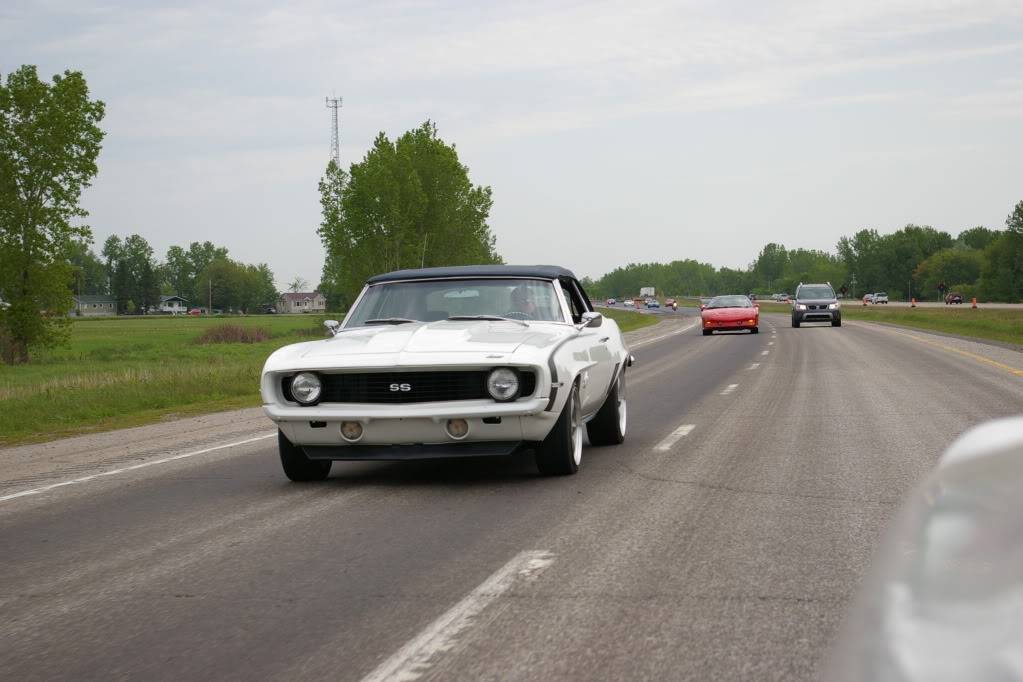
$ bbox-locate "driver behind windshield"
[508,284,537,317]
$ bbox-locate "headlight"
[829,303,840,310]
[290,372,322,404]
[796,304,807,310]
[487,368,520,401]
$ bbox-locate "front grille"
[283,370,537,405]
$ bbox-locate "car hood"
[703,307,757,319]
[271,319,573,366]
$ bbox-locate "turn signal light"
[340,421,363,442]
[446,418,469,440]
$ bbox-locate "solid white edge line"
[720,383,739,395]
[653,424,695,452]
[0,433,276,504]
[361,550,555,682]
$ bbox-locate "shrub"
[194,325,270,344]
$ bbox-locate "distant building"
[158,295,188,314]
[72,295,116,317]
[277,292,326,314]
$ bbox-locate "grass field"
[752,300,1023,346]
[0,308,661,446]
[0,315,329,446]
[598,307,661,333]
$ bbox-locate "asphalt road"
[3,313,1022,681]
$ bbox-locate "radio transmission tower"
[325,96,342,167]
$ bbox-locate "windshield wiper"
[364,318,418,325]
[445,315,528,327]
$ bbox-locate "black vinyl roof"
[366,265,577,284]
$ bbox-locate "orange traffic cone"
[972,297,978,309]
[911,298,916,307]
[862,297,867,306]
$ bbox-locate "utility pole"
[325,96,342,167]
[208,278,212,316]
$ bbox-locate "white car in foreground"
[261,265,632,480]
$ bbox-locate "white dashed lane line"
[361,550,555,682]
[761,350,770,356]
[720,384,739,396]
[747,363,760,370]
[653,424,696,452]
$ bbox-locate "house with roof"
[158,295,188,314]
[277,292,326,314]
[72,294,116,316]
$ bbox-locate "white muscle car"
[260,265,632,481]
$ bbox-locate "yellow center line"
[862,324,1023,377]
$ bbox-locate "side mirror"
[323,319,340,336]
[581,311,603,328]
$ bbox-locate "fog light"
[340,421,363,442]
[446,418,469,440]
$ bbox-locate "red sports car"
[701,295,759,336]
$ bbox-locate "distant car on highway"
[792,283,840,328]
[260,265,632,480]
[188,308,202,316]
[606,298,616,305]
[623,299,635,307]
[945,292,964,305]
[646,299,660,309]
[873,291,889,304]
[701,295,759,335]
[664,298,676,307]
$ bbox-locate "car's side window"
[561,279,588,323]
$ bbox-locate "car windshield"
[344,278,565,327]
[707,295,751,309]
[798,286,835,300]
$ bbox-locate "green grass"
[1,310,662,446]
[754,301,1023,346]
[0,315,332,446]
[597,307,661,333]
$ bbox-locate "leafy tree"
[957,226,998,251]
[913,248,983,297]
[0,66,105,363]
[193,257,277,313]
[107,234,159,313]
[67,242,108,295]
[979,200,1023,301]
[318,122,500,306]
[288,276,309,293]
[752,243,788,290]
[1007,200,1023,235]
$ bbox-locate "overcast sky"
[4,0,1023,288]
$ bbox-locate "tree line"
[69,235,280,315]
[316,121,501,309]
[586,200,1023,302]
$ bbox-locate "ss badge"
[389,383,412,392]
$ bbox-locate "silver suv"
[792,283,841,328]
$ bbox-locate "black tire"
[832,319,842,327]
[278,429,331,481]
[702,329,712,336]
[791,319,800,328]
[751,327,759,334]
[535,384,582,476]
[587,372,626,446]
